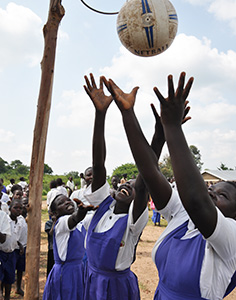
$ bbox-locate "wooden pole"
[24,1,65,299]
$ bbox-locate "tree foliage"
[112,163,138,181]
[217,162,234,171]
[44,163,53,174]
[189,145,203,171]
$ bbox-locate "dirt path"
[10,213,236,300]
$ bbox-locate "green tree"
[159,154,173,179]
[64,171,79,179]
[112,163,138,181]
[0,157,9,173]
[217,163,233,171]
[189,145,203,171]
[10,159,23,170]
[44,163,53,174]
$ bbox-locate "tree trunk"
[24,1,65,299]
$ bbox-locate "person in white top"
[66,177,75,196]
[0,210,11,300]
[47,180,60,210]
[0,198,24,300]
[70,167,93,209]
[56,178,67,196]
[17,177,28,191]
[105,72,236,300]
[82,73,149,300]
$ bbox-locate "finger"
[182,116,191,124]
[131,86,139,98]
[90,73,97,88]
[168,75,175,101]
[176,72,185,99]
[153,87,166,106]
[183,106,190,120]
[83,85,91,97]
[150,103,159,120]
[99,76,104,90]
[84,75,92,91]
[183,77,194,100]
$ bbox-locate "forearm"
[164,125,216,233]
[122,109,171,209]
[92,110,106,191]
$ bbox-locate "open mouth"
[121,188,129,196]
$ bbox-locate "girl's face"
[10,202,23,218]
[208,182,236,219]
[84,168,93,186]
[114,182,135,208]
[54,195,75,218]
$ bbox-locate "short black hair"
[11,184,23,193]
[49,194,64,214]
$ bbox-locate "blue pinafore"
[154,221,236,300]
[43,218,85,300]
[84,195,140,300]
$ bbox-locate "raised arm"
[103,77,171,210]
[84,73,113,192]
[155,72,217,238]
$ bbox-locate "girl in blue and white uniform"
[42,194,96,300]
[105,72,236,300]
[83,74,150,300]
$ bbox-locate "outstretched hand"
[103,77,139,112]
[84,73,113,113]
[153,72,194,127]
[74,198,98,219]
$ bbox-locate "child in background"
[44,218,55,277]
[43,194,96,300]
[13,190,27,296]
[0,209,11,300]
[150,198,161,226]
[0,199,24,300]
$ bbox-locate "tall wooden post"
[24,1,65,299]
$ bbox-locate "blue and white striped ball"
[117,0,178,57]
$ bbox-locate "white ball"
[117,0,178,57]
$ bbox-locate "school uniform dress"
[152,189,236,300]
[0,215,23,284]
[43,215,85,300]
[0,211,11,282]
[83,182,148,300]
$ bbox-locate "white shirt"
[47,188,60,208]
[0,210,11,236]
[84,181,149,271]
[0,192,10,204]
[152,189,236,300]
[54,215,83,261]
[57,186,68,196]
[17,215,28,247]
[0,201,9,215]
[66,180,75,191]
[0,216,23,252]
[18,181,28,190]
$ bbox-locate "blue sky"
[0,0,236,176]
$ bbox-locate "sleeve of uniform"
[0,211,11,236]
[84,181,110,207]
[207,208,236,260]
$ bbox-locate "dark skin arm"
[155,72,217,238]
[0,232,6,244]
[68,200,97,230]
[83,73,113,193]
[103,77,171,210]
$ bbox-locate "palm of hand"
[91,89,113,112]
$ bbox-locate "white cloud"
[0,2,69,70]
[183,0,236,34]
[0,128,15,143]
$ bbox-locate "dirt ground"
[9,212,236,300]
